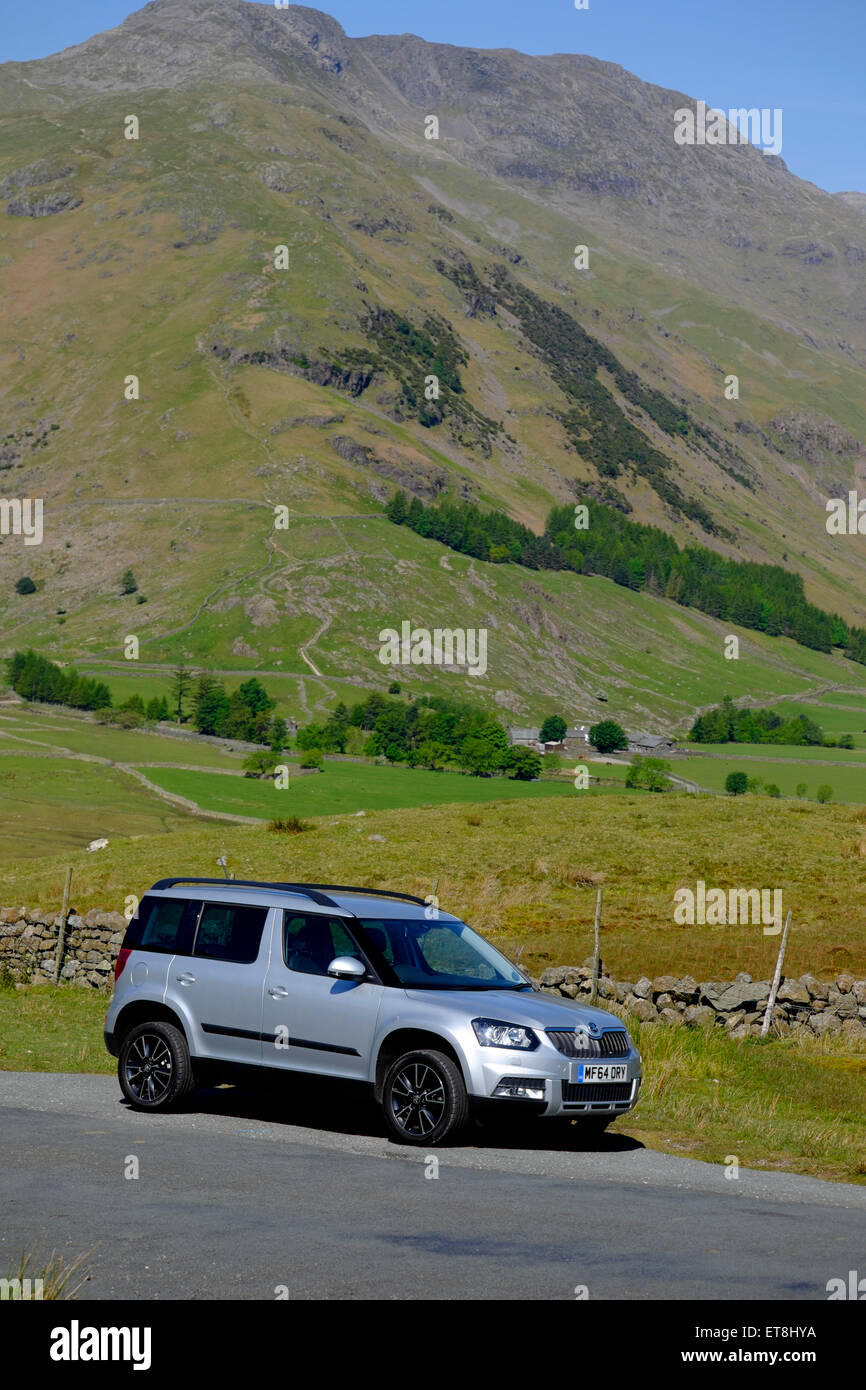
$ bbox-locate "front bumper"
[470,1046,642,1118]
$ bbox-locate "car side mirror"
[327,956,366,981]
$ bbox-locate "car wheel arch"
[114,999,189,1047]
[374,1027,468,1100]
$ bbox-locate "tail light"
[115,948,132,980]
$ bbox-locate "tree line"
[296,689,543,778]
[5,651,285,746]
[386,492,866,664]
[689,696,853,748]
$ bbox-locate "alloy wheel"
[123,1032,174,1104]
[389,1062,447,1138]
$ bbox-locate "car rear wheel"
[118,1021,195,1111]
[382,1049,468,1146]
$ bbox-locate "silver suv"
[105,878,642,1146]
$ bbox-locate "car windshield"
[356,916,529,990]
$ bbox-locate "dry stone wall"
[0,906,126,988]
[538,963,866,1039]
[2,905,865,1040]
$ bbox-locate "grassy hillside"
[9,512,866,734]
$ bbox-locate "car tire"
[118,1021,195,1111]
[382,1048,469,1146]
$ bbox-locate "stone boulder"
[799,974,829,1000]
[827,988,858,1017]
[684,1004,716,1029]
[809,1011,842,1036]
[651,974,681,997]
[776,979,810,1005]
[707,980,770,1013]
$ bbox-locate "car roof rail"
[148,877,341,907]
[148,878,429,908]
[293,882,430,907]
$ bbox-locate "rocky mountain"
[1,0,865,724]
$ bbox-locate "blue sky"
[2,0,863,194]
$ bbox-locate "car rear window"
[122,896,194,955]
[193,903,268,965]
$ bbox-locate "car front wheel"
[382,1049,468,1146]
[118,1021,195,1111]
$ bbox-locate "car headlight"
[472,1018,539,1050]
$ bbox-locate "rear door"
[172,900,272,1066]
[121,894,194,1003]
[263,911,385,1081]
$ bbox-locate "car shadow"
[122,1074,644,1153]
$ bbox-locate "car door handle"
[176,972,196,985]
[268,986,289,998]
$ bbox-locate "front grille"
[561,1081,633,1104]
[547,1030,600,1058]
[547,1029,629,1058]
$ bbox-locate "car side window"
[283,913,363,975]
[131,897,189,953]
[193,903,268,965]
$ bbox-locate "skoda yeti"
[105,878,642,1146]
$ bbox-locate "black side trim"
[202,1023,261,1041]
[286,1035,360,1057]
[202,1022,360,1056]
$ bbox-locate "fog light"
[493,1077,547,1100]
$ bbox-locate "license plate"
[572,1063,628,1083]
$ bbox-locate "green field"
[0,755,190,858]
[786,703,866,738]
[0,708,246,769]
[0,706,645,857]
[681,740,866,763]
[683,753,866,802]
[813,694,866,714]
[138,761,585,818]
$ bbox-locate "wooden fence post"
[761,909,792,1038]
[52,866,73,985]
[590,887,603,1006]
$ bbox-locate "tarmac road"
[1,1071,864,1301]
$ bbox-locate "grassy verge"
[1,981,863,1183]
[0,983,114,1075]
[623,1015,866,1184]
